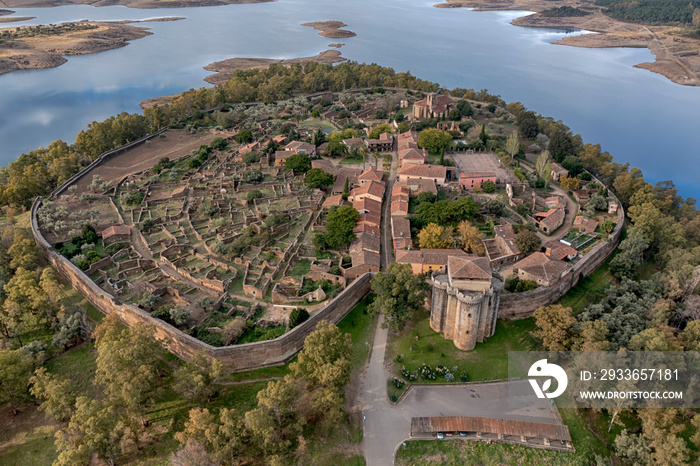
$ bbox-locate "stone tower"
[430,255,502,351]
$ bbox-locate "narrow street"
[381,152,398,270]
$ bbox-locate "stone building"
[430,255,503,351]
[413,93,454,119]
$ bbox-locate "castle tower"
[429,255,502,351]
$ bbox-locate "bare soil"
[302,20,357,39]
[0,21,152,77]
[70,129,216,192]
[202,49,345,85]
[434,0,700,87]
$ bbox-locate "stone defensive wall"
[30,127,372,370]
[498,191,625,320]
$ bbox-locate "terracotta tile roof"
[322,195,346,209]
[540,208,565,232]
[544,240,578,261]
[391,216,411,240]
[285,141,315,153]
[494,224,520,255]
[405,178,438,195]
[392,182,410,197]
[358,167,383,182]
[332,168,362,193]
[350,249,381,268]
[343,137,365,148]
[317,142,329,153]
[354,222,380,237]
[398,140,420,151]
[396,248,468,267]
[398,164,447,180]
[357,212,381,227]
[353,197,382,215]
[391,198,409,215]
[350,232,381,254]
[448,255,492,281]
[514,252,570,284]
[272,134,287,144]
[573,216,599,232]
[550,162,568,175]
[275,150,293,160]
[379,132,393,141]
[398,129,418,141]
[399,148,426,163]
[102,225,130,239]
[350,180,386,200]
[311,159,338,177]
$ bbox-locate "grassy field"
[387,309,537,384]
[557,255,616,314]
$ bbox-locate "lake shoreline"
[0,21,154,77]
[435,0,700,87]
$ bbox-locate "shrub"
[244,170,264,183]
[246,189,263,202]
[459,372,469,382]
[393,378,405,389]
[481,180,496,193]
[419,364,436,381]
[288,308,310,329]
[169,306,190,326]
[242,151,261,164]
[222,317,247,345]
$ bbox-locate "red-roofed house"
[284,140,316,157]
[391,216,412,251]
[348,180,385,204]
[358,167,383,186]
[513,252,570,286]
[544,240,578,261]
[573,216,599,234]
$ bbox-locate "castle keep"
[430,255,503,351]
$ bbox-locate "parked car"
[437,432,444,439]
[459,431,467,437]
[445,431,454,437]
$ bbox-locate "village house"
[513,252,570,287]
[545,195,566,210]
[483,223,522,267]
[322,195,348,209]
[404,178,438,196]
[350,232,381,255]
[358,167,384,186]
[354,222,380,238]
[399,148,426,167]
[398,164,447,186]
[274,150,294,167]
[344,249,381,279]
[357,212,382,228]
[331,168,362,194]
[353,198,382,215]
[550,162,569,181]
[412,93,454,119]
[543,240,578,261]
[459,171,497,190]
[573,216,599,234]
[311,159,339,178]
[365,132,394,152]
[535,208,565,234]
[573,189,590,206]
[608,200,619,214]
[284,140,316,157]
[391,216,412,251]
[272,134,288,145]
[348,180,386,204]
[396,248,469,275]
[102,225,131,244]
[391,196,409,216]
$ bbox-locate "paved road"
[380,152,398,270]
[360,316,560,466]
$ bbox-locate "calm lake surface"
[1,0,699,198]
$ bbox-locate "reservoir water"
[1,0,699,198]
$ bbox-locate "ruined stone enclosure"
[36,129,347,348]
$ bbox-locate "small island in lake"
[302,21,357,38]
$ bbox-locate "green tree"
[559,174,581,191]
[368,123,393,139]
[418,128,452,154]
[0,349,34,412]
[173,351,224,401]
[514,229,541,255]
[481,179,496,193]
[242,151,261,164]
[304,168,333,188]
[30,367,74,421]
[341,177,349,200]
[456,99,473,116]
[505,131,520,161]
[325,205,359,249]
[288,308,310,329]
[246,189,263,202]
[235,129,253,144]
[609,227,650,278]
[574,320,612,351]
[516,110,538,139]
[284,153,311,173]
[369,263,430,331]
[532,304,576,351]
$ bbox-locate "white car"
[437,432,444,439]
